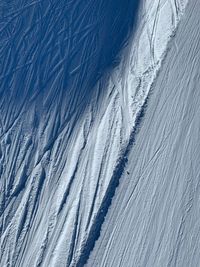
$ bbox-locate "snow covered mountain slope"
[0,0,189,266]
[87,0,200,266]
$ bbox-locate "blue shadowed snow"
[0,1,140,266]
[0,0,140,112]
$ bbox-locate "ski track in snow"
[0,0,188,266]
[87,0,200,265]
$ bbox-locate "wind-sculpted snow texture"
[88,0,200,266]
[0,0,189,266]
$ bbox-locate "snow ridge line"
[74,93,150,267]
[72,1,190,264]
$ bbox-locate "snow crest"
[0,0,188,266]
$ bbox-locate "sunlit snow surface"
[0,0,189,266]
[88,1,200,266]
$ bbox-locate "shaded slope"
[0,1,140,266]
[0,0,188,266]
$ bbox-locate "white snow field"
[87,0,200,266]
[0,0,192,266]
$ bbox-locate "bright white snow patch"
[0,0,188,266]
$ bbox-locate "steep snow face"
[0,0,188,266]
[87,0,200,266]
